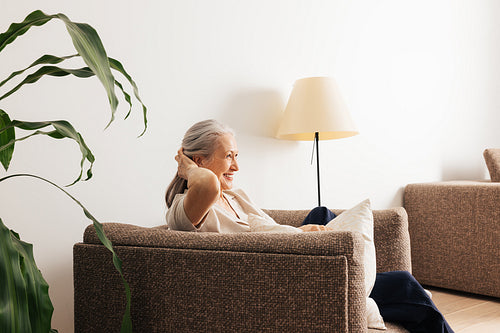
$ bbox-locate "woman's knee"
[376,270,413,283]
[373,271,419,298]
[392,270,414,281]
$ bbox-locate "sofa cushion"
[483,148,500,182]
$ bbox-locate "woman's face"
[198,133,239,191]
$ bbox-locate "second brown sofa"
[404,180,500,298]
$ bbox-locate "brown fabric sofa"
[74,208,411,332]
[404,181,500,298]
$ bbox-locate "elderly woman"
[165,119,328,233]
[166,119,453,333]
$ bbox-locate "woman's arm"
[175,149,220,226]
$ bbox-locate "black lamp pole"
[315,131,321,207]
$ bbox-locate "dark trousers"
[302,207,454,333]
[370,271,454,333]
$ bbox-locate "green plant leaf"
[109,58,148,136]
[114,79,133,120]
[0,174,132,332]
[0,54,79,89]
[0,110,15,171]
[0,10,147,135]
[0,218,54,333]
[0,56,133,124]
[55,13,119,127]
[0,10,55,53]
[0,10,121,125]
[0,59,147,136]
[0,120,95,185]
[0,66,94,101]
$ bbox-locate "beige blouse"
[166,188,281,233]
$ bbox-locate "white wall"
[1,0,499,331]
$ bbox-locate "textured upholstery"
[404,181,500,298]
[74,208,411,332]
[484,148,500,182]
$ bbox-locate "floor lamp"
[276,77,359,207]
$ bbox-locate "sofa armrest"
[78,226,367,332]
[371,208,412,273]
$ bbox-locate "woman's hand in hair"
[175,148,199,180]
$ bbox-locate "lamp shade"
[276,77,358,141]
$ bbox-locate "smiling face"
[198,133,239,191]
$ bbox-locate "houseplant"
[0,10,147,332]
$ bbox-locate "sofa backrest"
[83,207,411,273]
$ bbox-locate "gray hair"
[165,119,234,208]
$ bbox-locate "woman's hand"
[298,224,334,232]
[175,148,199,180]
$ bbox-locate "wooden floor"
[427,287,500,332]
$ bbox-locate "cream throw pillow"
[366,297,386,330]
[326,199,386,330]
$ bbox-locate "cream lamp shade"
[276,77,358,207]
[276,77,358,141]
